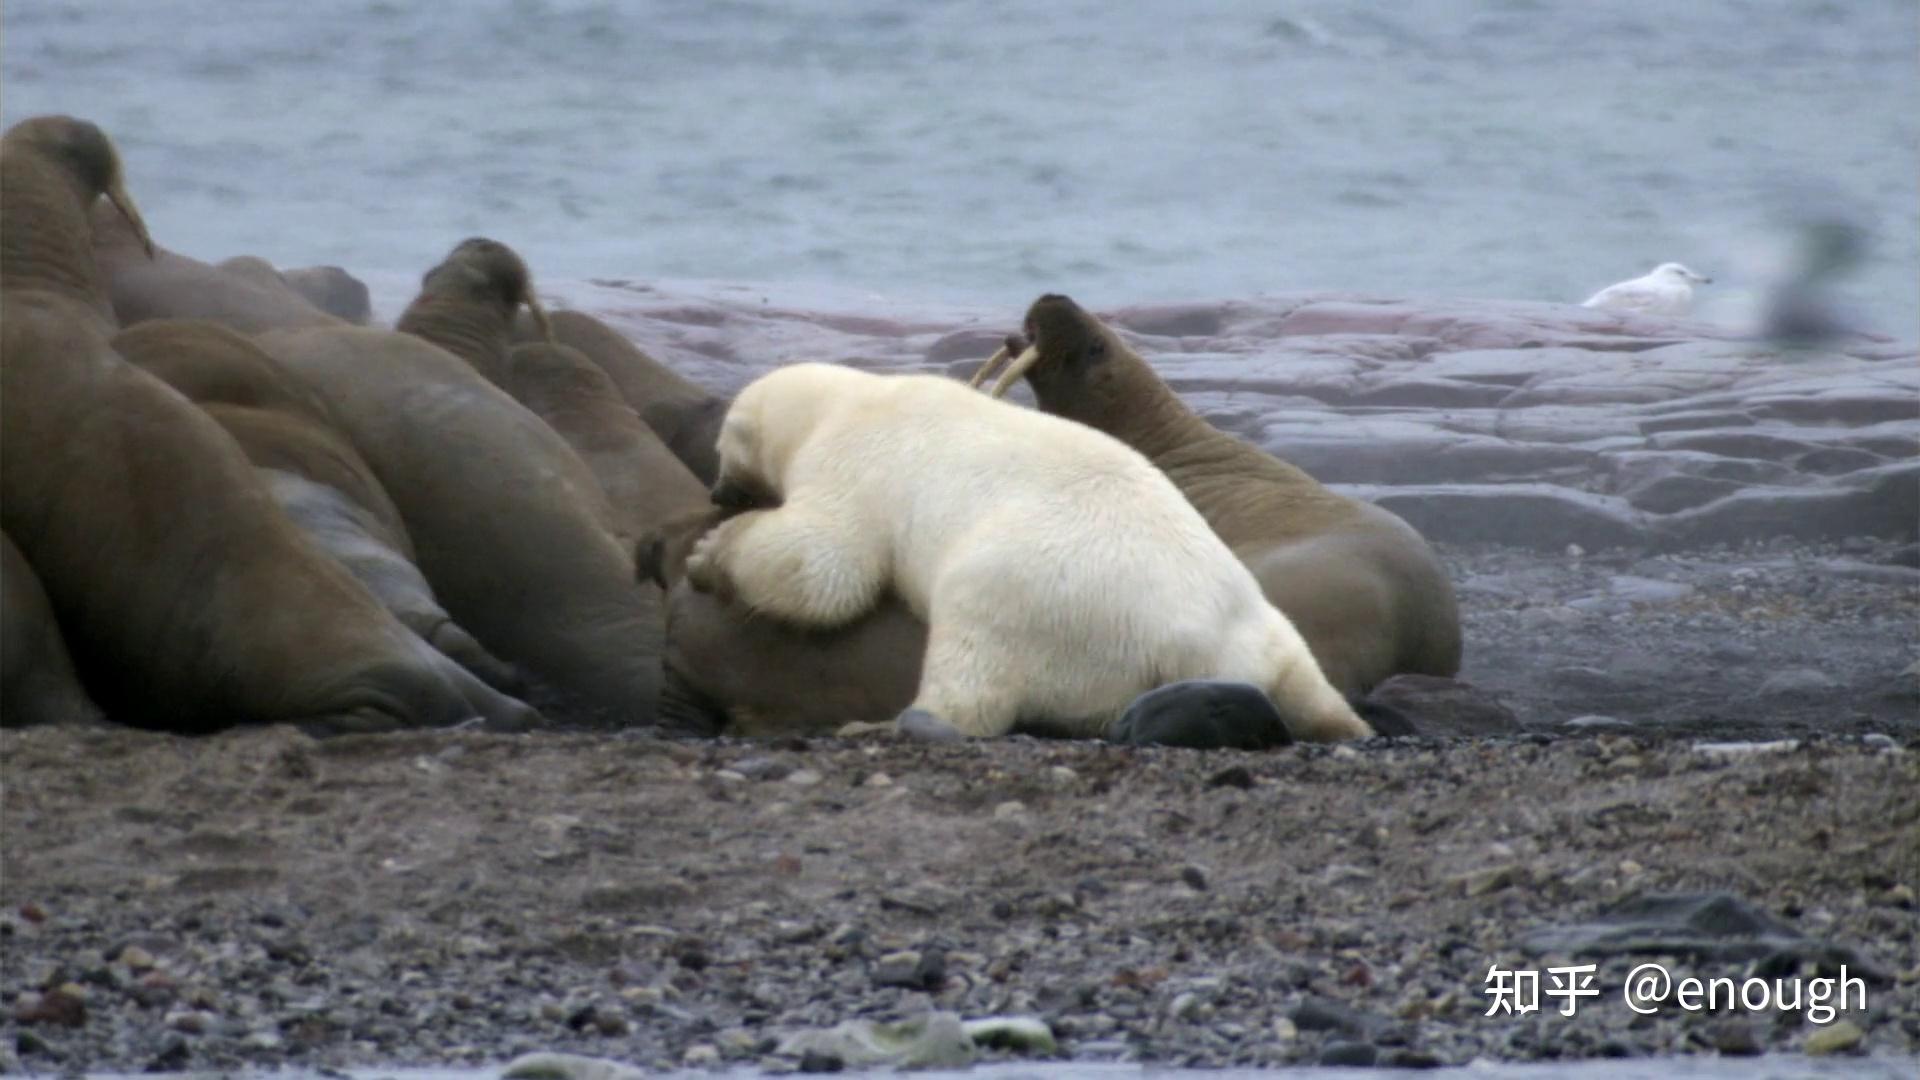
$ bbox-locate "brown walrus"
[112,318,529,704]
[637,506,926,736]
[219,255,374,325]
[971,294,1462,698]
[504,340,711,545]
[1,532,106,728]
[2,115,504,734]
[254,321,666,727]
[90,202,346,333]
[396,236,550,387]
[2,116,152,328]
[511,309,727,485]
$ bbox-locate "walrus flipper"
[1112,680,1296,750]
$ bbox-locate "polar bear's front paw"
[683,521,742,602]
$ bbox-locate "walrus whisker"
[966,345,1009,389]
[105,177,154,259]
[988,344,1043,398]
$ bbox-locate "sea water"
[4,0,1916,338]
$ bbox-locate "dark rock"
[1208,765,1255,790]
[1794,446,1887,475]
[1290,995,1380,1037]
[1622,473,1747,514]
[1517,893,1891,973]
[1755,668,1839,698]
[1661,462,1920,547]
[1318,1041,1378,1067]
[1365,675,1520,737]
[1359,484,1647,550]
[1180,866,1209,892]
[146,1034,191,1072]
[925,328,1010,365]
[1106,303,1228,339]
[1708,1019,1761,1057]
[1637,410,1757,436]
[1381,1048,1446,1068]
[1649,430,1824,461]
[797,1049,845,1073]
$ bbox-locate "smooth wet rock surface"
[544,281,1916,551]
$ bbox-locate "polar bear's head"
[709,361,866,509]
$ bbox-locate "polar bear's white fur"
[685,362,1371,742]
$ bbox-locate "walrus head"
[418,236,552,340]
[3,114,154,259]
[636,505,737,589]
[969,294,1136,422]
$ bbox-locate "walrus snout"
[709,471,777,512]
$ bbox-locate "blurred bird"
[1581,262,1713,317]
[1761,215,1869,349]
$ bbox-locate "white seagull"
[1581,262,1713,317]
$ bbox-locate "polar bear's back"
[786,369,1293,724]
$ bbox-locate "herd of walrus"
[0,114,1464,748]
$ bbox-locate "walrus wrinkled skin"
[113,318,530,709]
[512,309,728,485]
[3,114,499,734]
[2,532,106,728]
[638,507,927,737]
[255,323,665,726]
[91,202,346,334]
[396,237,551,387]
[974,294,1462,697]
[505,340,711,545]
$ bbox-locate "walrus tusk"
[526,295,554,342]
[988,344,1042,399]
[106,177,155,259]
[967,344,1009,389]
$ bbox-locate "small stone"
[1458,865,1521,897]
[147,1034,192,1071]
[1562,714,1632,730]
[1879,883,1916,909]
[1047,766,1077,784]
[12,987,84,1028]
[1209,765,1256,789]
[1180,865,1209,891]
[992,800,1027,819]
[1271,1016,1298,1041]
[1756,668,1838,698]
[1618,859,1643,876]
[786,769,823,787]
[1319,1040,1378,1067]
[593,1011,630,1037]
[1708,1019,1761,1057]
[864,772,893,788]
[1566,544,1585,558]
[117,945,156,971]
[797,1049,844,1073]
[1169,992,1208,1021]
[683,1044,721,1066]
[1802,1019,1863,1056]
[961,1016,1056,1054]
[164,1008,214,1034]
[241,1029,284,1052]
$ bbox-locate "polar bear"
[683,362,1373,744]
